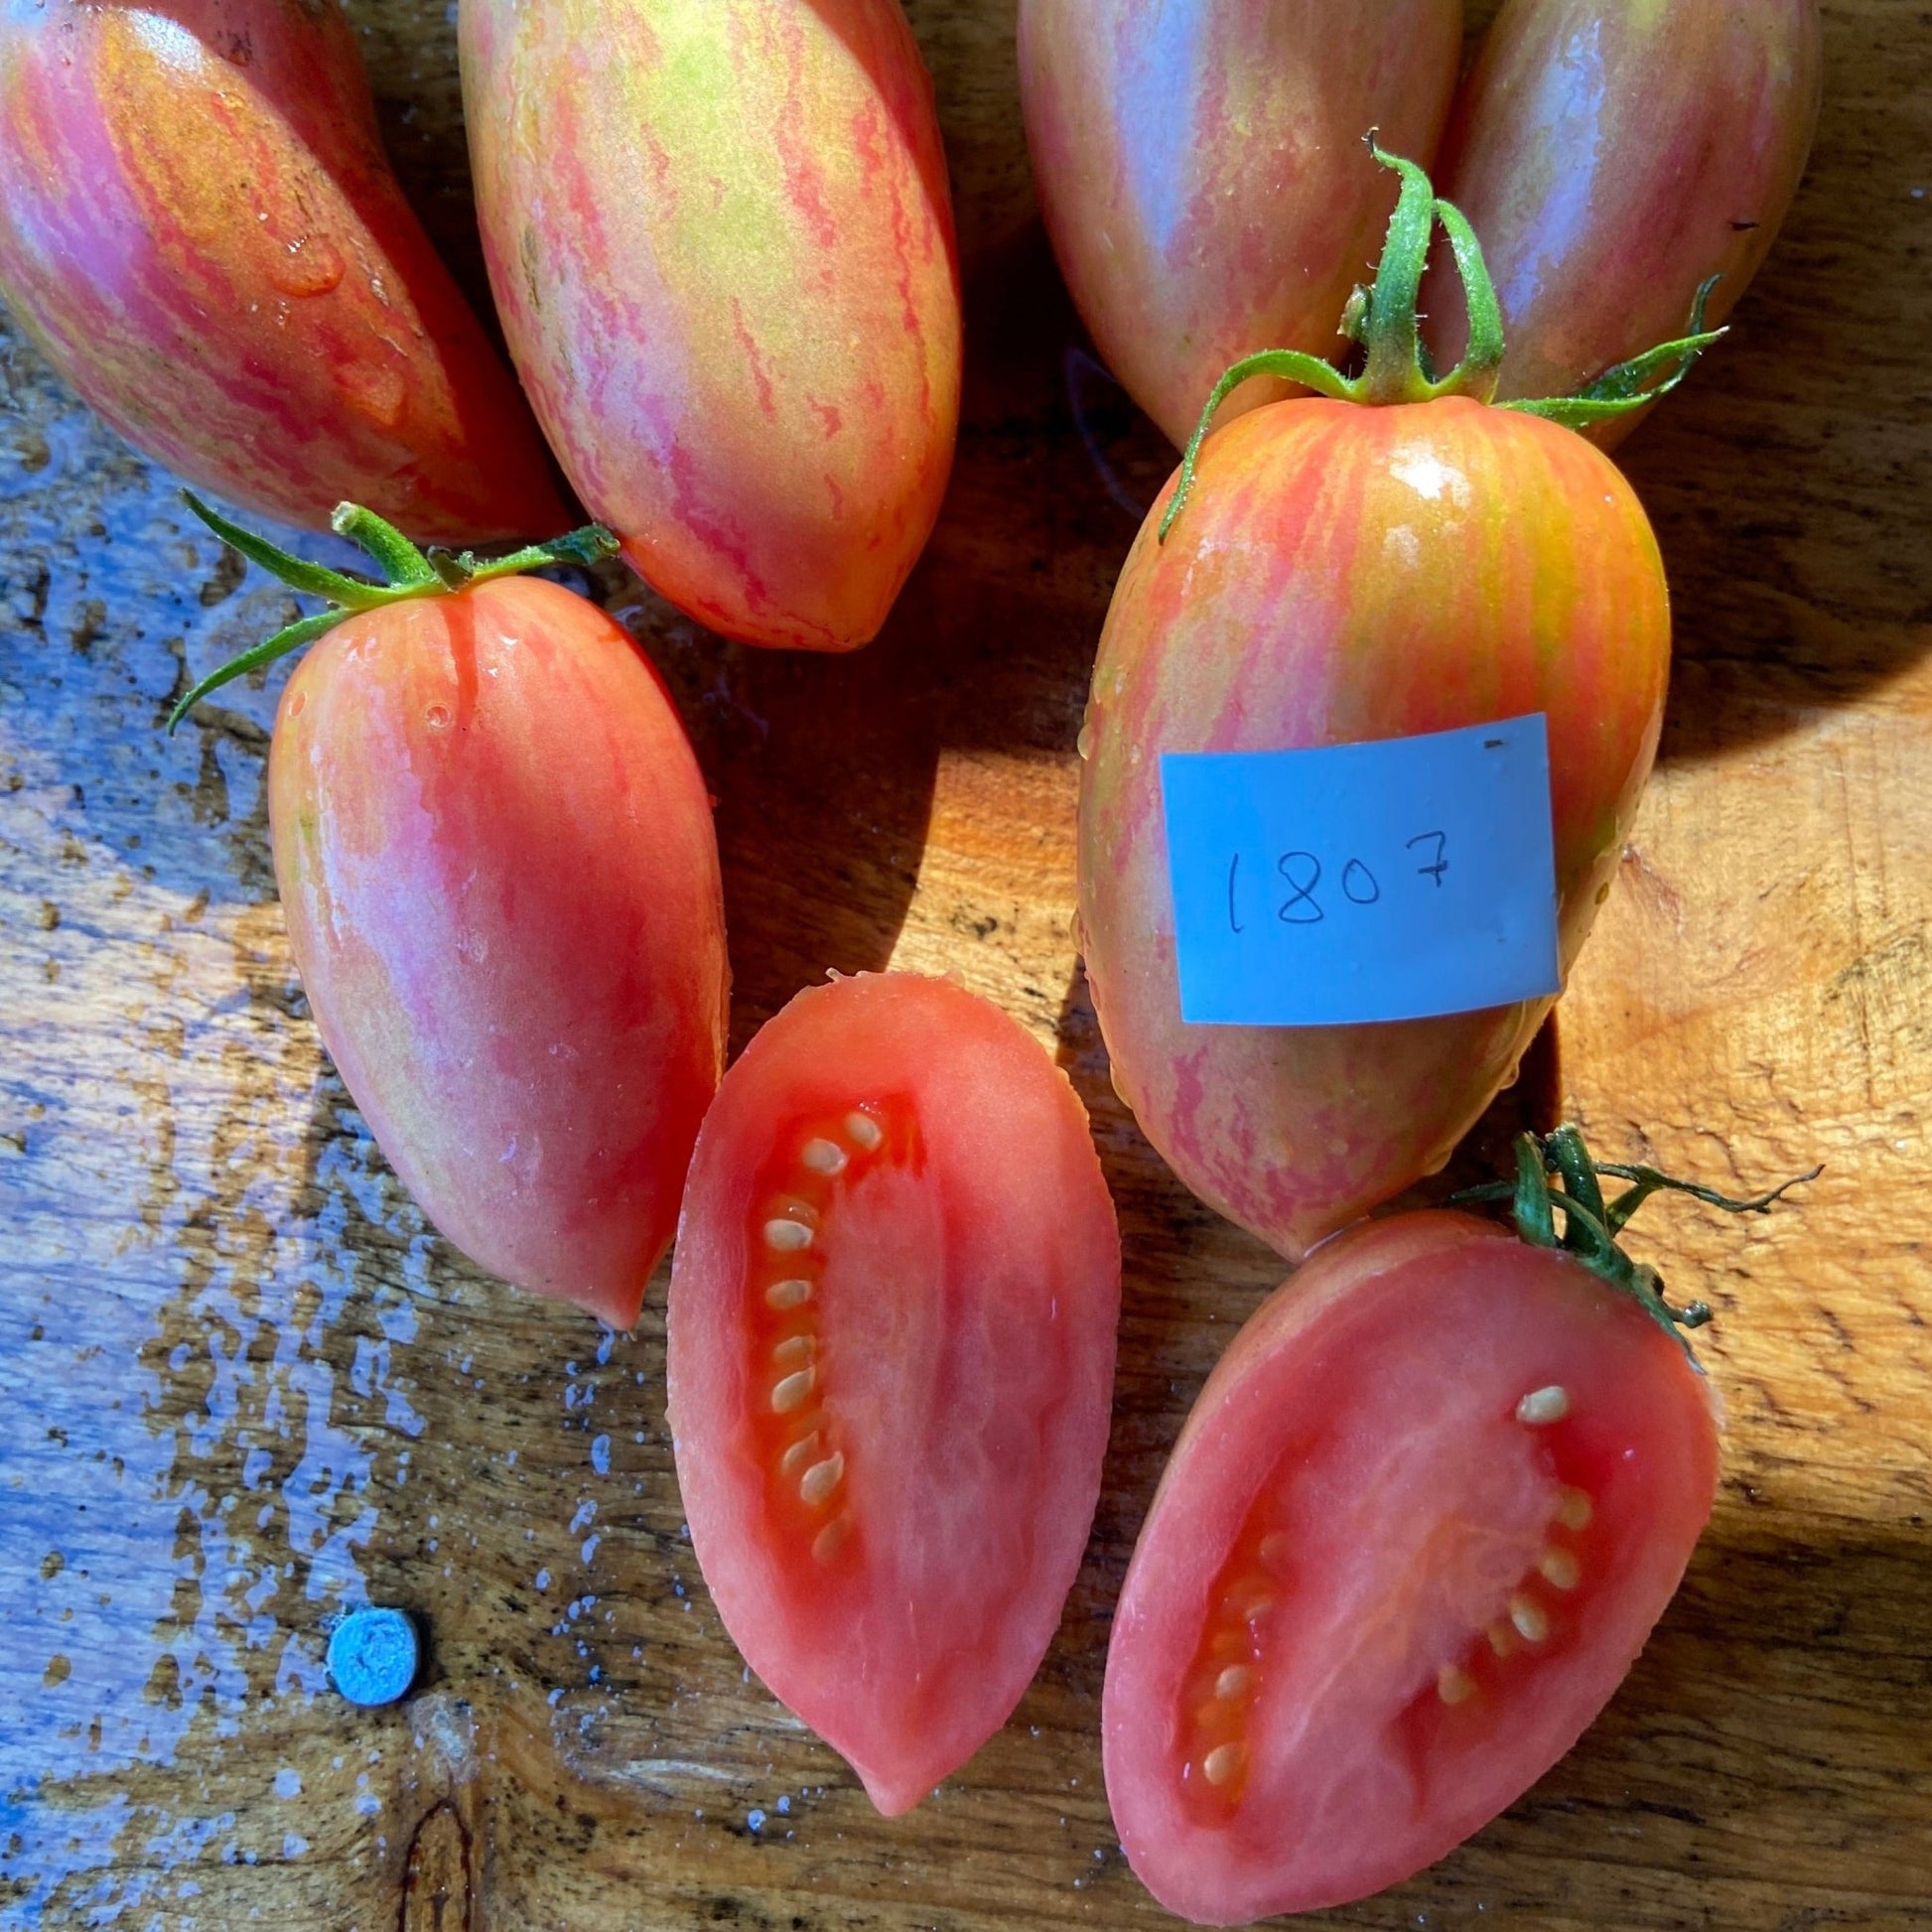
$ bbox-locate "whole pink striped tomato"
[1077,148,1706,1261]
[0,0,563,543]
[1018,0,1463,447]
[173,502,728,1332]
[1431,0,1823,446]
[460,0,962,652]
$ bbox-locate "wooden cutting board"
[3,3,1927,1927]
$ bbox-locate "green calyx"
[1449,1126,1820,1370]
[1159,134,1726,543]
[166,494,620,732]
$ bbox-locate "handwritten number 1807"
[1226,832,1449,933]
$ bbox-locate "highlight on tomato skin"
[1102,1211,1721,1925]
[1017,0,1463,449]
[269,576,728,1332]
[460,0,963,653]
[667,972,1121,1816]
[1077,393,1670,1265]
[0,0,566,543]
[1430,0,1824,448]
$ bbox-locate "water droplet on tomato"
[266,232,345,299]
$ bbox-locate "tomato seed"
[844,1111,884,1152]
[799,1452,846,1507]
[1508,1592,1550,1644]
[772,1368,817,1414]
[1515,1385,1571,1425]
[1214,1665,1251,1701]
[1554,1486,1593,1531]
[765,1278,813,1311]
[801,1138,848,1175]
[1201,1743,1245,1788]
[1436,1664,1477,1706]
[764,1218,814,1252]
[1256,1532,1292,1574]
[772,1334,816,1368]
[1537,1547,1582,1591]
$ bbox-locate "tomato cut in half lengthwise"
[668,973,1121,1814]
[1103,1211,1719,1923]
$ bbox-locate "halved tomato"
[667,972,1121,1814]
[1103,1209,1720,1923]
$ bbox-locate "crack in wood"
[400,1801,473,1932]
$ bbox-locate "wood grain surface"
[3,3,1929,1928]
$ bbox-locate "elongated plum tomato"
[1018,0,1463,448]
[0,0,564,542]
[173,502,728,1329]
[1105,1203,1720,1922]
[668,973,1120,1814]
[1431,0,1823,448]
[1078,149,1684,1261]
[459,0,963,653]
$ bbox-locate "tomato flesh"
[1103,1212,1720,1923]
[668,973,1121,1814]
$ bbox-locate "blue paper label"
[1160,716,1562,1027]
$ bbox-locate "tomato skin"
[1017,0,1463,448]
[460,0,963,653]
[0,0,564,543]
[667,973,1120,1815]
[268,577,728,1330]
[1433,0,1824,447]
[1078,396,1668,1260]
[1104,1211,1721,1923]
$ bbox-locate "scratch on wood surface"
[400,1802,472,1932]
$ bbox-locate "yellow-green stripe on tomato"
[460,0,962,652]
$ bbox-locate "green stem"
[168,496,619,731]
[1433,199,1505,402]
[1506,276,1725,432]
[331,503,439,588]
[1158,140,1730,545]
[1356,137,1440,405]
[1447,1127,1816,1368]
[1158,348,1356,542]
